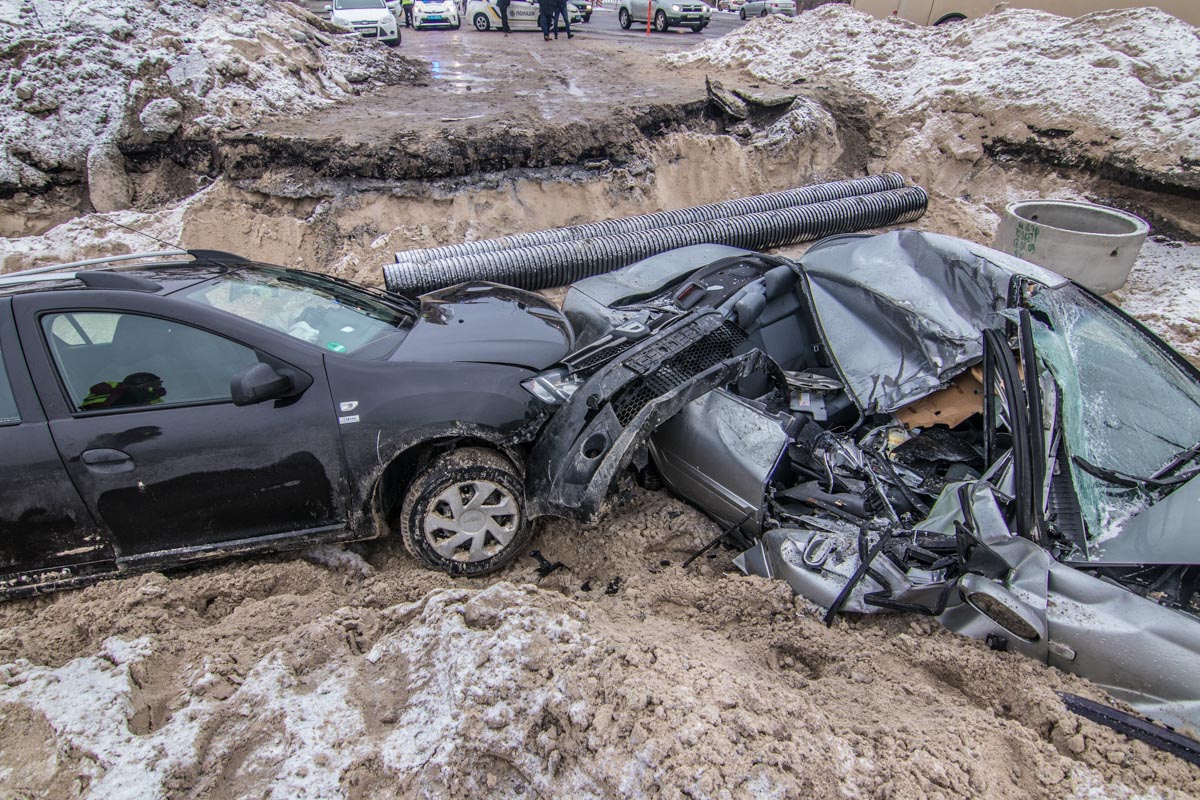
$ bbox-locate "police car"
[412,0,462,28]
[467,0,582,31]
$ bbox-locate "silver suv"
[617,0,711,32]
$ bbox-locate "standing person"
[553,0,573,38]
[497,0,511,35]
[401,0,415,27]
[537,0,555,40]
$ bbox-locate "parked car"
[326,0,402,44]
[739,0,796,18]
[532,232,1200,734]
[468,0,581,29]
[717,0,746,11]
[570,0,594,21]
[617,0,711,32]
[412,0,461,28]
[0,251,574,599]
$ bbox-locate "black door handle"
[81,448,134,472]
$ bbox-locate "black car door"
[0,300,117,589]
[14,291,352,564]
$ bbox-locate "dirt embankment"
[3,491,1198,798]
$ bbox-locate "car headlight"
[521,368,583,405]
[671,3,680,9]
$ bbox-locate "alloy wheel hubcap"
[423,479,519,562]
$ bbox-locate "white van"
[851,0,1199,26]
[467,0,581,30]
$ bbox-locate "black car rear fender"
[527,310,770,521]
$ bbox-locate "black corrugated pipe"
[394,173,907,265]
[384,186,928,294]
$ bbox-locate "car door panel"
[0,302,116,588]
[14,292,353,560]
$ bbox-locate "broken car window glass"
[1028,284,1200,547]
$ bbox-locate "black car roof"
[0,251,266,299]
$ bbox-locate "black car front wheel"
[738,7,745,19]
[473,12,490,29]
[401,447,530,576]
[618,7,631,27]
[654,9,668,30]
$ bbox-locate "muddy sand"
[3,492,1199,798]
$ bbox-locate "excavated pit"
[4,87,1197,290]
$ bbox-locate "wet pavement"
[255,8,749,142]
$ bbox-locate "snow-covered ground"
[667,4,1200,187]
[0,0,419,198]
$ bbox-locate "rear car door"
[14,291,352,566]
[0,299,116,593]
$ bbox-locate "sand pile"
[2,491,1198,798]
[666,4,1200,191]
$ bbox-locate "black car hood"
[390,282,573,370]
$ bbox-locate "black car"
[0,250,573,599]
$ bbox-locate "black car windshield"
[179,267,414,356]
[335,0,385,8]
[1029,283,1200,545]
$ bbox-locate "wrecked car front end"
[552,231,1200,733]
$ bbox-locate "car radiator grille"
[567,339,637,373]
[611,322,746,425]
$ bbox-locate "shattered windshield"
[1028,284,1200,546]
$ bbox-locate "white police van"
[467,0,581,30]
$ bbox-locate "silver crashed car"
[739,0,796,18]
[528,231,1200,736]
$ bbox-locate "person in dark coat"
[552,0,573,38]
[497,0,511,34]
[537,0,556,39]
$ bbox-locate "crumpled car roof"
[800,230,1064,415]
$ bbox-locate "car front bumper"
[414,7,460,25]
[350,21,401,39]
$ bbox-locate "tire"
[691,22,704,31]
[738,6,745,19]
[400,447,530,577]
[385,36,401,45]
[583,12,590,21]
[618,7,631,27]
[759,7,766,16]
[452,20,461,28]
[934,13,966,25]
[654,9,667,30]
[473,12,490,29]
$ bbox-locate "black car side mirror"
[231,362,293,406]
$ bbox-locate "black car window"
[0,348,19,425]
[42,312,259,412]
[178,267,413,356]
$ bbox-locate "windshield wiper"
[1072,455,1200,490]
[1153,440,1200,481]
